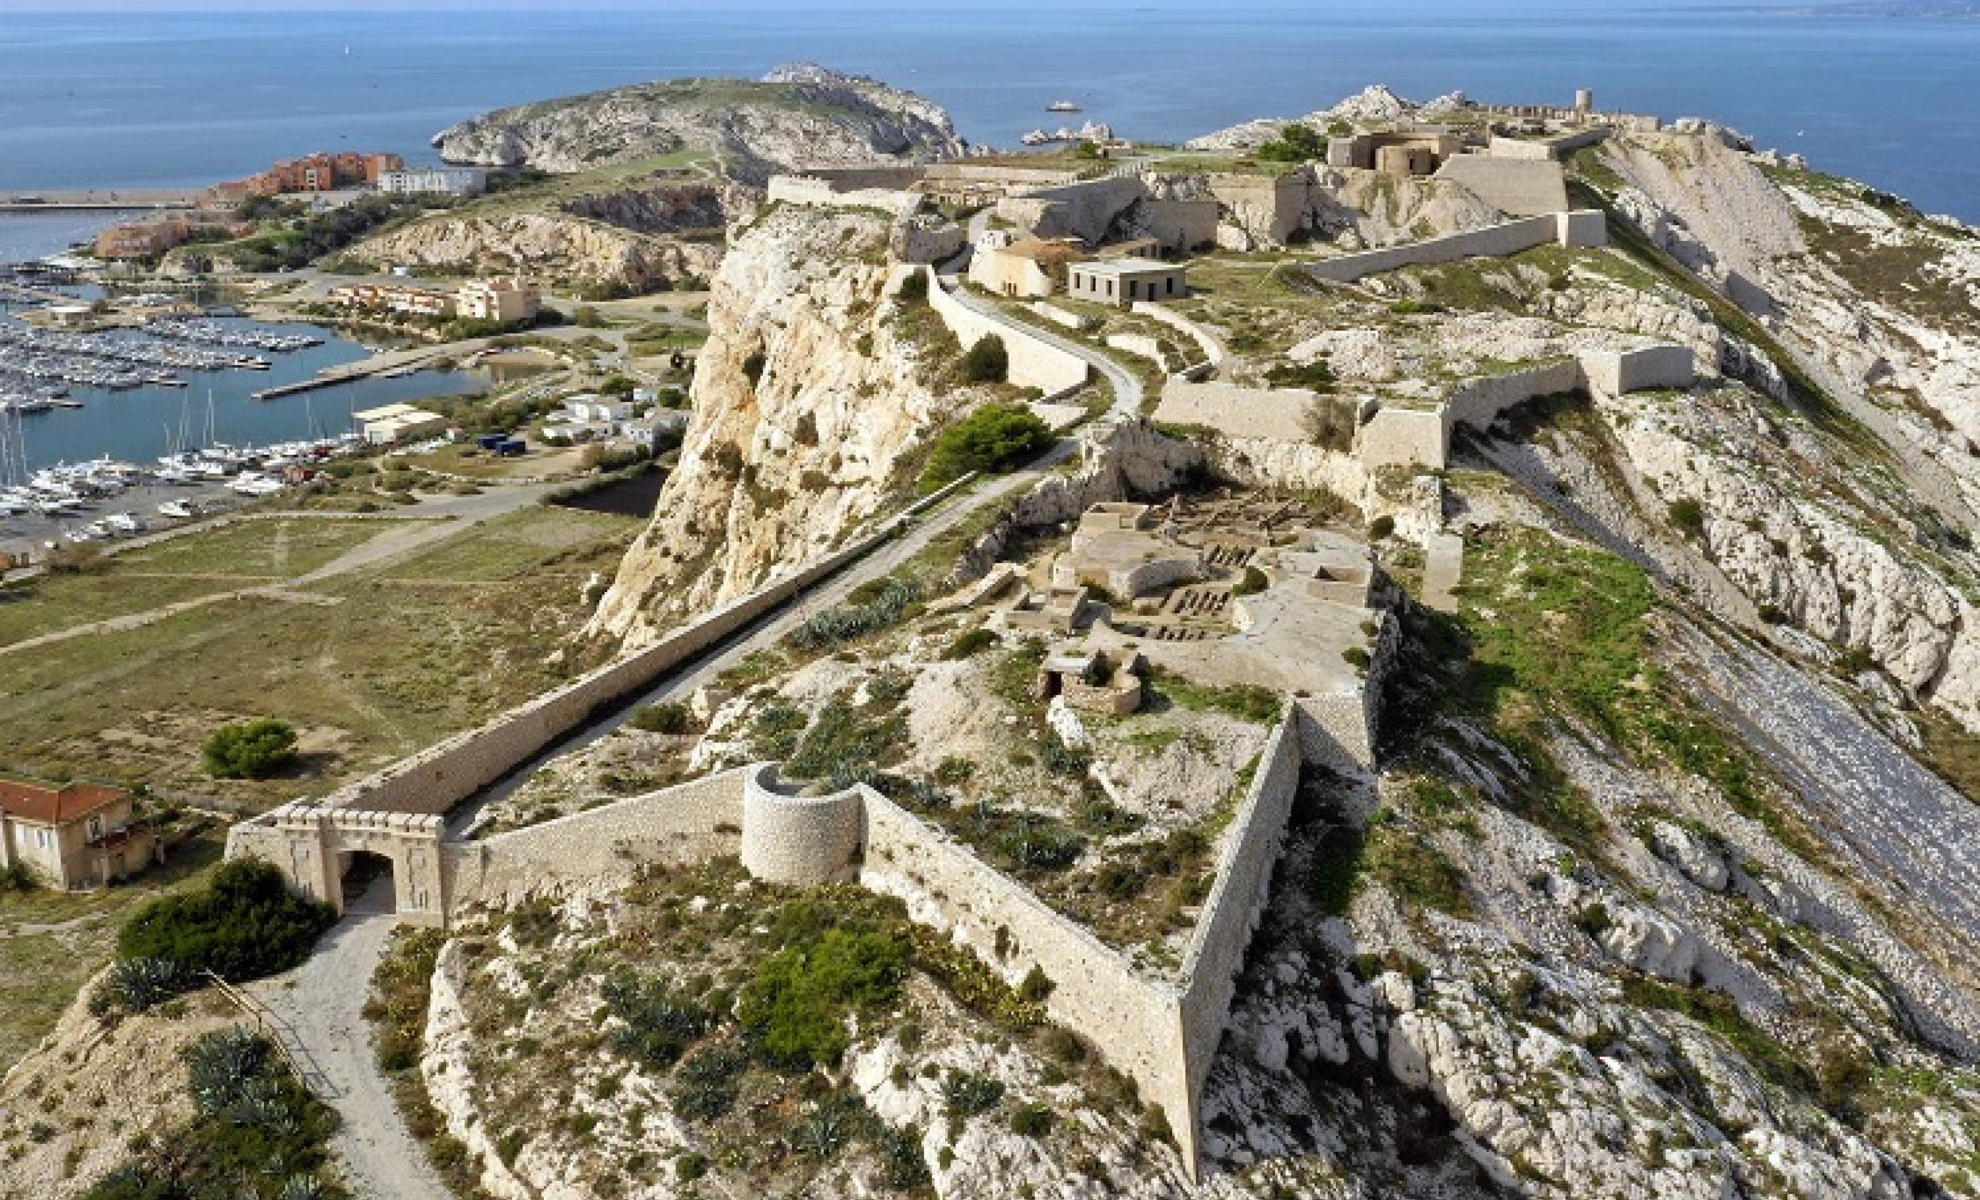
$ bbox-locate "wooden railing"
[203,971,338,1099]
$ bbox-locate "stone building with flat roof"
[1066,257,1188,307]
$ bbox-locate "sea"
[1,1,1975,465]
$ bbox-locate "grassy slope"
[0,505,642,806]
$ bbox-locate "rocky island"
[5,69,1980,1200]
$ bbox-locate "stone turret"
[740,764,864,886]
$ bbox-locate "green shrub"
[1255,123,1325,163]
[941,1069,1004,1119]
[1367,515,1396,541]
[895,271,929,303]
[877,1123,931,1189]
[627,701,695,735]
[116,858,335,989]
[1010,1102,1055,1138]
[202,718,299,780]
[1232,566,1269,596]
[92,956,196,1016]
[738,927,907,1069]
[1668,496,1707,538]
[942,628,999,660]
[920,403,1053,491]
[671,1044,747,1122]
[959,335,1009,384]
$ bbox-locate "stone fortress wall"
[1304,209,1609,284]
[920,265,1093,394]
[370,701,1335,1182]
[1356,345,1697,471]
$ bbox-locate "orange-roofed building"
[0,778,157,890]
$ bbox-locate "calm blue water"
[0,3,1976,221]
[0,311,482,472]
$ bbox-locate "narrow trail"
[248,876,455,1200]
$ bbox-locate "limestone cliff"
[432,63,965,183]
[586,204,980,646]
[349,209,723,293]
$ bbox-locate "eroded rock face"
[352,210,724,293]
[1598,387,1980,725]
[432,63,964,183]
[587,206,967,646]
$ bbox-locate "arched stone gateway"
[227,802,448,927]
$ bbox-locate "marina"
[0,290,483,474]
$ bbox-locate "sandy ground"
[248,875,455,1200]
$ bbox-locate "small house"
[1066,258,1188,307]
[0,779,158,890]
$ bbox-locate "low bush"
[942,628,999,660]
[738,926,907,1069]
[627,701,695,735]
[601,973,713,1070]
[958,335,1009,384]
[920,403,1053,492]
[83,1026,341,1200]
[202,718,299,780]
[115,858,335,995]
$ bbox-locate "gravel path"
[249,877,455,1200]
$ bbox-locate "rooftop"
[1071,256,1183,278]
[0,778,127,826]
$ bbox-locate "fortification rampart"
[1303,210,1606,284]
[923,268,1091,394]
[445,770,748,911]
[1133,302,1226,368]
[1175,715,1303,1128]
[766,175,926,217]
[857,791,1195,1165]
[1355,347,1694,470]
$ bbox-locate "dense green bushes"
[958,334,1009,384]
[739,926,907,1068]
[113,858,335,994]
[920,402,1054,491]
[1255,123,1326,163]
[202,718,298,780]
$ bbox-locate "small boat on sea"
[1047,100,1081,112]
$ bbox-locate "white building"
[353,402,447,445]
[378,167,490,197]
[1066,257,1189,307]
[457,277,540,324]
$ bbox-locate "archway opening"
[337,849,397,916]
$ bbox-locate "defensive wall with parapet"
[1356,345,1696,470]
[1304,210,1607,284]
[919,266,1093,395]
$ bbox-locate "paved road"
[942,215,1143,419]
[248,875,455,1200]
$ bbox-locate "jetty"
[252,344,462,401]
[0,188,202,214]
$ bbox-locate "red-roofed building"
[0,778,157,889]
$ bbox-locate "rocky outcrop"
[0,976,234,1199]
[1186,84,1427,152]
[351,210,723,293]
[587,205,978,645]
[433,63,965,183]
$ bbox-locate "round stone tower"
[740,763,864,886]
